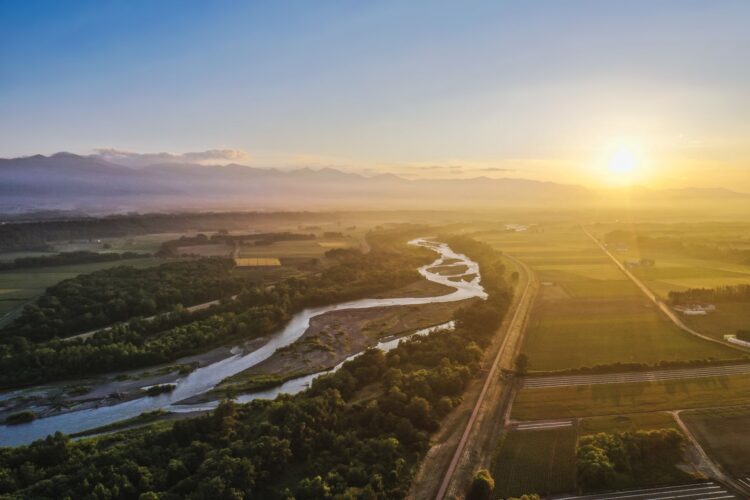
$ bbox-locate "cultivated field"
[512,374,750,420]
[492,412,687,498]
[491,427,577,498]
[476,225,737,372]
[682,406,750,477]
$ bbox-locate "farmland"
[491,427,577,498]
[682,406,750,477]
[491,412,688,498]
[476,225,737,372]
[511,373,750,420]
[587,222,750,342]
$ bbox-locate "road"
[554,481,740,500]
[523,362,750,389]
[428,254,537,500]
[582,228,750,355]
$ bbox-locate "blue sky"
[1,1,749,187]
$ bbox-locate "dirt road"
[409,254,538,499]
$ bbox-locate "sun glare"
[600,140,645,186]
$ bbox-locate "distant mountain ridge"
[1,153,746,213]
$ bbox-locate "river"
[0,238,486,446]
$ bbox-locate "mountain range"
[1,153,746,214]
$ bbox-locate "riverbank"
[196,299,476,400]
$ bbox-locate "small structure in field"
[235,257,282,267]
[624,258,655,268]
[673,303,716,316]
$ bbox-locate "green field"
[512,374,750,420]
[0,257,166,321]
[587,223,750,343]
[477,225,737,372]
[491,427,577,498]
[682,406,750,476]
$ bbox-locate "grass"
[579,412,679,433]
[491,427,577,498]
[681,406,750,476]
[512,374,750,420]
[522,297,736,372]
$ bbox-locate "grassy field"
[491,427,577,498]
[0,257,166,321]
[579,411,679,433]
[586,223,750,342]
[512,374,750,420]
[682,406,750,476]
[476,225,737,372]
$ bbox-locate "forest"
[0,212,340,252]
[0,251,151,270]
[0,235,514,499]
[0,230,431,387]
[1,258,246,342]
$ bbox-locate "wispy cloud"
[92,148,250,168]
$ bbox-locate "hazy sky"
[1,1,749,189]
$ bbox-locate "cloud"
[92,148,249,168]
[479,167,514,172]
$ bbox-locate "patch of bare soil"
[449,273,477,283]
[221,299,476,389]
[370,279,455,299]
[427,264,469,276]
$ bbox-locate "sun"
[602,141,644,185]
[608,146,637,176]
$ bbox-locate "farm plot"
[512,373,750,421]
[478,226,737,372]
[491,426,577,499]
[681,406,750,477]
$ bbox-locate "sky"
[1,0,749,189]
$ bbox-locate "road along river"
[0,239,486,446]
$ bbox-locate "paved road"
[434,255,537,499]
[555,481,739,499]
[583,228,749,355]
[523,363,750,389]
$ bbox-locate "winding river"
[0,239,486,446]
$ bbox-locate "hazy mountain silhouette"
[1,153,745,213]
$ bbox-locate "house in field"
[624,258,656,269]
[673,303,716,316]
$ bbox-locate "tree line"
[0,251,151,271]
[668,284,750,305]
[577,429,688,492]
[1,258,246,342]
